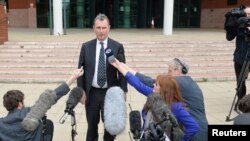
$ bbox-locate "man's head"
[3,90,24,111]
[167,58,189,76]
[244,7,250,18]
[93,13,110,41]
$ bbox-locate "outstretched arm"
[110,59,153,96]
[66,66,84,86]
[55,67,84,100]
[110,58,136,75]
[110,58,155,88]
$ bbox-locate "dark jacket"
[0,82,70,141]
[77,38,128,101]
[226,26,250,66]
[234,113,250,125]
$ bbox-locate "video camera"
[238,17,250,42]
[225,6,246,19]
[224,5,246,31]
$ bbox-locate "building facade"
[3,0,250,29]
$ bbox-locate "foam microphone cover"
[146,93,177,137]
[105,48,116,63]
[104,86,126,135]
[66,87,83,110]
[21,89,57,131]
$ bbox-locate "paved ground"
[0,81,249,141]
[0,28,249,141]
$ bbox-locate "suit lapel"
[106,39,114,68]
[89,39,97,74]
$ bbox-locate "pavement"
[0,27,250,141]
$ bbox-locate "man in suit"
[77,13,127,141]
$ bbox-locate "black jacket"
[226,26,250,66]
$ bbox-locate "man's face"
[93,19,110,41]
[244,7,250,18]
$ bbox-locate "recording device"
[225,5,246,19]
[129,110,142,139]
[224,5,246,31]
[21,89,57,131]
[105,48,116,63]
[59,87,84,124]
[237,17,250,42]
[146,121,167,141]
[104,86,126,135]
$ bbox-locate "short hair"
[169,58,189,74]
[238,94,250,113]
[93,13,110,26]
[3,90,24,111]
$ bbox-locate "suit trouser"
[234,63,250,100]
[85,87,115,141]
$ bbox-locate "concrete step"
[0,41,238,83]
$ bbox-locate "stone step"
[0,41,239,83]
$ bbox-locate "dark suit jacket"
[77,38,128,101]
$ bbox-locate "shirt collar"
[97,38,108,45]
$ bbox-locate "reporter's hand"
[110,58,120,68]
[66,67,84,86]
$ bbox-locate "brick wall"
[200,8,231,29]
[0,4,8,44]
[200,0,250,29]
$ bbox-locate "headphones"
[174,58,188,74]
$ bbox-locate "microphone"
[146,93,182,139]
[21,89,57,131]
[105,48,115,63]
[104,86,126,135]
[59,87,84,124]
[129,110,142,139]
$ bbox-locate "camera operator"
[225,6,250,101]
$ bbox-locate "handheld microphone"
[105,48,116,63]
[21,89,57,131]
[104,86,126,135]
[59,87,84,124]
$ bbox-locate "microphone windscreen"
[129,110,142,134]
[66,87,84,109]
[21,89,57,131]
[104,86,126,135]
[146,93,175,137]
